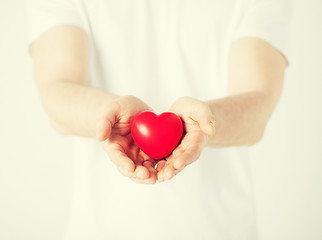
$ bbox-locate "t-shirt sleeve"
[232,0,293,64]
[26,0,85,55]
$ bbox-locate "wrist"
[204,100,217,147]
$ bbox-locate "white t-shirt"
[27,0,292,239]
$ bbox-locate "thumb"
[197,108,216,136]
[96,111,117,142]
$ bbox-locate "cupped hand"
[96,95,158,184]
[157,96,216,182]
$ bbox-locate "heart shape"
[131,111,183,160]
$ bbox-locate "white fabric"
[26,0,292,239]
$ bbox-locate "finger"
[112,122,132,136]
[142,159,157,173]
[138,151,158,179]
[131,155,151,180]
[144,175,157,184]
[124,165,156,184]
[134,165,150,179]
[103,141,135,173]
[96,102,120,141]
[118,166,135,178]
[170,97,215,136]
[163,164,176,181]
[137,162,158,183]
[172,136,201,170]
[156,160,166,171]
[108,143,153,181]
[130,177,146,184]
[129,176,155,185]
[161,155,178,181]
[141,158,158,174]
[142,160,158,184]
[173,130,205,169]
[173,148,199,170]
[158,157,183,182]
[157,156,175,182]
[117,165,150,183]
[172,146,185,157]
[96,118,112,141]
[193,106,216,136]
[156,160,167,182]
[142,159,156,168]
[138,150,157,164]
[160,142,200,182]
[128,146,142,165]
[118,165,155,184]
[199,119,215,136]
[110,148,150,180]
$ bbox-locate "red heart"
[131,111,183,160]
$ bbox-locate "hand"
[96,95,158,184]
[157,96,216,182]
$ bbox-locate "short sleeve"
[26,0,85,55]
[232,0,293,64]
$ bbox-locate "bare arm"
[30,25,118,138]
[206,37,287,147]
[30,25,157,184]
[158,37,287,181]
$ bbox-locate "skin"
[30,25,287,184]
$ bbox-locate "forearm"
[206,91,278,148]
[37,81,118,138]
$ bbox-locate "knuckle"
[107,98,121,114]
[175,161,185,170]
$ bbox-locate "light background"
[0,1,321,239]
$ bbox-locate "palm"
[109,122,145,165]
[103,121,158,184]
[156,96,215,182]
[157,117,208,181]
